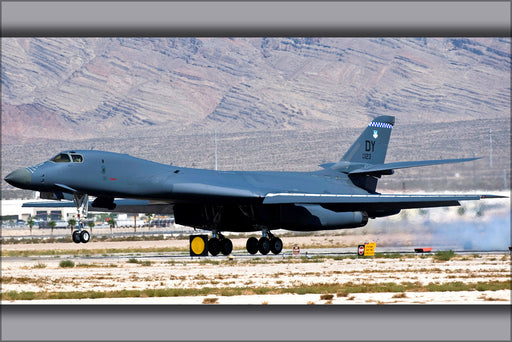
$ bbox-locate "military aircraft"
[4,116,504,255]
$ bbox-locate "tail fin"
[331,115,480,194]
[341,115,395,165]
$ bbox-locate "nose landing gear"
[72,193,91,244]
[72,230,90,244]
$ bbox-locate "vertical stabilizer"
[341,115,395,165]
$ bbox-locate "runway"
[3,245,509,264]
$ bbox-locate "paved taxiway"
[3,243,508,263]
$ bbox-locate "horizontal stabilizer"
[319,163,335,169]
[347,157,481,175]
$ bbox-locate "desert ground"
[1,232,510,305]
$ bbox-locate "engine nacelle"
[173,203,369,232]
[279,204,368,230]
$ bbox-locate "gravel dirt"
[1,237,510,304]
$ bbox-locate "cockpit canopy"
[51,152,83,163]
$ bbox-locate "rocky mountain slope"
[2,38,510,142]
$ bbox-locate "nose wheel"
[71,193,91,244]
[72,230,81,243]
[72,230,90,244]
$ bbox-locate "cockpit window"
[51,153,71,163]
[71,154,83,163]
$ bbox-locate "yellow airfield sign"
[364,242,376,256]
[190,235,208,256]
[358,242,376,256]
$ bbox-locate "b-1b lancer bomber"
[5,116,504,256]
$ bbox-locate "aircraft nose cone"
[4,168,32,188]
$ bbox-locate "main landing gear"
[246,231,282,255]
[72,193,91,244]
[208,232,232,256]
[206,231,282,256]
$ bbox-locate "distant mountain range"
[2,38,510,143]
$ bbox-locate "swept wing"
[263,192,504,211]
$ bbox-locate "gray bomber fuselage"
[21,150,368,203]
[6,114,505,256]
[7,115,500,237]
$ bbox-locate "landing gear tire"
[258,237,270,255]
[246,237,259,255]
[80,230,90,243]
[270,237,283,255]
[72,230,81,244]
[220,238,233,256]
[72,193,91,244]
[208,237,220,256]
